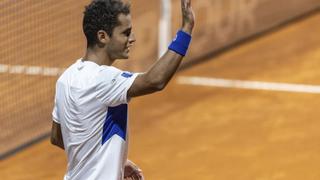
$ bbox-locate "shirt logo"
[121,72,133,78]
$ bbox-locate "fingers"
[126,163,142,173]
[181,0,191,8]
[133,172,144,180]
[186,0,191,6]
[124,160,144,180]
[181,0,193,18]
[124,171,143,179]
[181,0,186,9]
[124,167,143,179]
[124,175,142,180]
[124,171,144,180]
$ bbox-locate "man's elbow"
[149,80,166,91]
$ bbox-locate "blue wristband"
[168,30,192,56]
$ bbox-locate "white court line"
[0,64,65,77]
[177,76,320,94]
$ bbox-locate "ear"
[97,30,110,44]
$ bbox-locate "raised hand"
[181,0,195,34]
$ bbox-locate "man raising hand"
[51,0,195,179]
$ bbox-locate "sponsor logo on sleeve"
[121,72,133,78]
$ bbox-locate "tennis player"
[51,0,194,179]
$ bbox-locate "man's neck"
[83,47,115,66]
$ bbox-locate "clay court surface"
[1,9,320,180]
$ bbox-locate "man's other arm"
[51,121,64,150]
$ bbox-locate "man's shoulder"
[99,65,136,78]
[57,62,77,80]
[99,65,121,73]
[55,59,83,86]
[97,65,125,80]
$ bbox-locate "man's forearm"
[144,50,184,90]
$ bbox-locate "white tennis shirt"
[52,59,138,180]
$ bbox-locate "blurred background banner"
[0,0,319,158]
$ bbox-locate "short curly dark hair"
[83,0,130,47]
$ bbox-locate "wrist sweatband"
[168,30,192,56]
